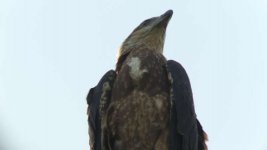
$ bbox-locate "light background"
[0,0,267,150]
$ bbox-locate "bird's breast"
[114,49,170,97]
[127,57,148,82]
[105,49,171,150]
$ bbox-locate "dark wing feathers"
[197,120,208,150]
[167,60,207,150]
[167,60,197,133]
[87,60,207,150]
[87,70,116,150]
[167,60,197,150]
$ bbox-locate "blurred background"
[0,0,267,150]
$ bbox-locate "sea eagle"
[87,10,208,150]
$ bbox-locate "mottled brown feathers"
[87,10,208,150]
[103,46,171,150]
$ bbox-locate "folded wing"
[167,60,207,150]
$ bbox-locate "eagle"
[87,10,208,150]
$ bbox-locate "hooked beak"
[156,10,173,27]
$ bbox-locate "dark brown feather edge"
[87,70,117,150]
[197,119,208,150]
[116,52,130,72]
[87,88,96,150]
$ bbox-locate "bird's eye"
[141,19,152,26]
[132,17,156,33]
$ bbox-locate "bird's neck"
[116,43,164,73]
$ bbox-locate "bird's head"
[118,10,173,57]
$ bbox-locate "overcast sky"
[1,0,267,150]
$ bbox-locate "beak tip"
[166,10,173,16]
[161,9,173,20]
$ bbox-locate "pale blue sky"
[0,0,267,150]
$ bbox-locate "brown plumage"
[87,10,208,150]
[101,10,173,150]
[105,48,170,150]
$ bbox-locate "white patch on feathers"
[155,98,163,110]
[127,57,148,81]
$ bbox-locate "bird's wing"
[86,70,117,150]
[167,60,207,150]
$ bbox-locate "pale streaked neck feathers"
[115,10,172,72]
